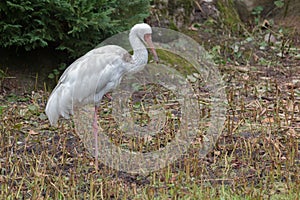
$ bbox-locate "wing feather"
[45,45,130,125]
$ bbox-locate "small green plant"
[252,6,264,25]
[0,69,7,88]
[0,69,6,78]
[48,63,67,82]
[0,105,6,116]
[274,0,285,8]
[210,45,226,65]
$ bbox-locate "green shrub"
[0,0,150,58]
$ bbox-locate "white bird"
[45,23,158,169]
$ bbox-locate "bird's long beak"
[144,34,159,63]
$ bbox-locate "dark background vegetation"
[0,0,149,57]
[0,0,151,90]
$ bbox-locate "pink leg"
[93,106,99,171]
[104,92,113,100]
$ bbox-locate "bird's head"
[130,23,159,63]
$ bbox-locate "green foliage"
[252,6,264,16]
[48,63,66,81]
[0,69,6,78]
[274,0,285,8]
[216,0,246,35]
[0,0,150,57]
[252,6,264,24]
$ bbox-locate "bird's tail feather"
[45,84,73,126]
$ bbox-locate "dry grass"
[1,62,299,199]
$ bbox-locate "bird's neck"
[129,34,148,67]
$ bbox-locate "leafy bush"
[0,0,150,57]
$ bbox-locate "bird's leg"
[93,106,99,171]
[104,92,113,100]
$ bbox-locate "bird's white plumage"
[45,23,155,125]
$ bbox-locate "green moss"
[168,21,179,31]
[156,49,197,75]
[216,0,245,34]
